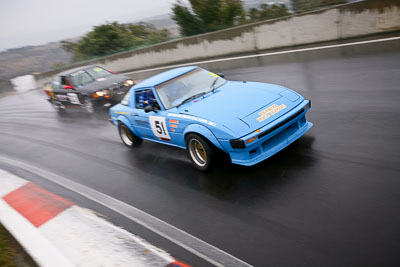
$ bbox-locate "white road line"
[123,36,400,75]
[0,155,253,267]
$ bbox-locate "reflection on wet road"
[1,50,400,266]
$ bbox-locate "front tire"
[186,133,215,171]
[118,123,142,148]
[83,97,94,113]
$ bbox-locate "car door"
[51,76,70,104]
[132,88,171,142]
[60,75,81,106]
[68,70,94,105]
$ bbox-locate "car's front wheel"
[83,97,94,113]
[186,134,215,171]
[118,123,142,148]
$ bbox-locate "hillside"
[0,42,72,80]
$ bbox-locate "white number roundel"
[149,116,171,140]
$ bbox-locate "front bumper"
[91,86,129,108]
[229,100,313,166]
[91,97,118,108]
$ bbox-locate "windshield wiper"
[177,92,206,107]
[210,77,219,93]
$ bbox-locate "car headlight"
[230,139,245,149]
[93,90,109,98]
[124,80,135,86]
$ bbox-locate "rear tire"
[118,123,142,148]
[50,100,65,115]
[186,133,215,171]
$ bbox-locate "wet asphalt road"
[1,50,400,267]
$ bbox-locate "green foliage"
[172,0,245,36]
[249,3,290,22]
[60,40,76,54]
[249,8,259,21]
[172,4,206,36]
[0,224,33,266]
[291,0,347,13]
[61,22,171,61]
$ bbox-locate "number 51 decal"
[149,116,171,140]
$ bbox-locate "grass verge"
[0,223,37,267]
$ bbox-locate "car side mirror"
[144,105,154,113]
[217,73,225,78]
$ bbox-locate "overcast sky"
[0,0,178,51]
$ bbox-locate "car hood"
[177,81,303,137]
[78,74,130,93]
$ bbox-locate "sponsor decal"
[169,119,179,124]
[170,124,178,128]
[256,104,287,122]
[171,128,176,132]
[168,113,216,127]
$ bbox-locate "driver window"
[135,89,160,110]
[61,76,72,86]
[52,76,62,89]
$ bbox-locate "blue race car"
[109,66,312,171]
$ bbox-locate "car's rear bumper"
[229,103,313,166]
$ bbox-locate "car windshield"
[86,66,112,79]
[69,70,94,86]
[155,68,226,109]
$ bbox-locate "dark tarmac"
[1,50,400,266]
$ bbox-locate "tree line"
[61,22,170,62]
[61,0,347,62]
